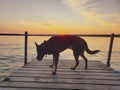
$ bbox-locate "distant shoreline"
[0,33,120,37]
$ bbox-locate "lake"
[0,36,120,79]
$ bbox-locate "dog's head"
[35,41,47,61]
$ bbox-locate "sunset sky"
[0,0,120,34]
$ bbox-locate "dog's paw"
[49,65,53,68]
[52,72,56,75]
[71,67,75,70]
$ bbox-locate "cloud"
[20,20,56,29]
[63,0,120,25]
[42,22,55,27]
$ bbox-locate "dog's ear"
[35,42,39,46]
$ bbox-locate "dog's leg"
[71,51,79,70]
[50,55,54,68]
[81,54,88,69]
[52,53,59,75]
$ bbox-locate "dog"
[35,35,100,75]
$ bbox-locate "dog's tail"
[86,45,100,54]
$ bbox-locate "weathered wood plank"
[8,77,120,85]
[28,60,105,66]
[9,75,120,81]
[0,81,120,90]
[0,88,52,90]
[0,59,120,90]
[11,71,119,76]
[20,66,111,70]
[12,69,114,73]
[8,73,120,80]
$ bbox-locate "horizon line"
[0,33,120,37]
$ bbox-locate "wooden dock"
[0,59,120,90]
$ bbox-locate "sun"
[59,30,68,35]
[58,26,70,35]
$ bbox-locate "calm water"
[0,36,120,79]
